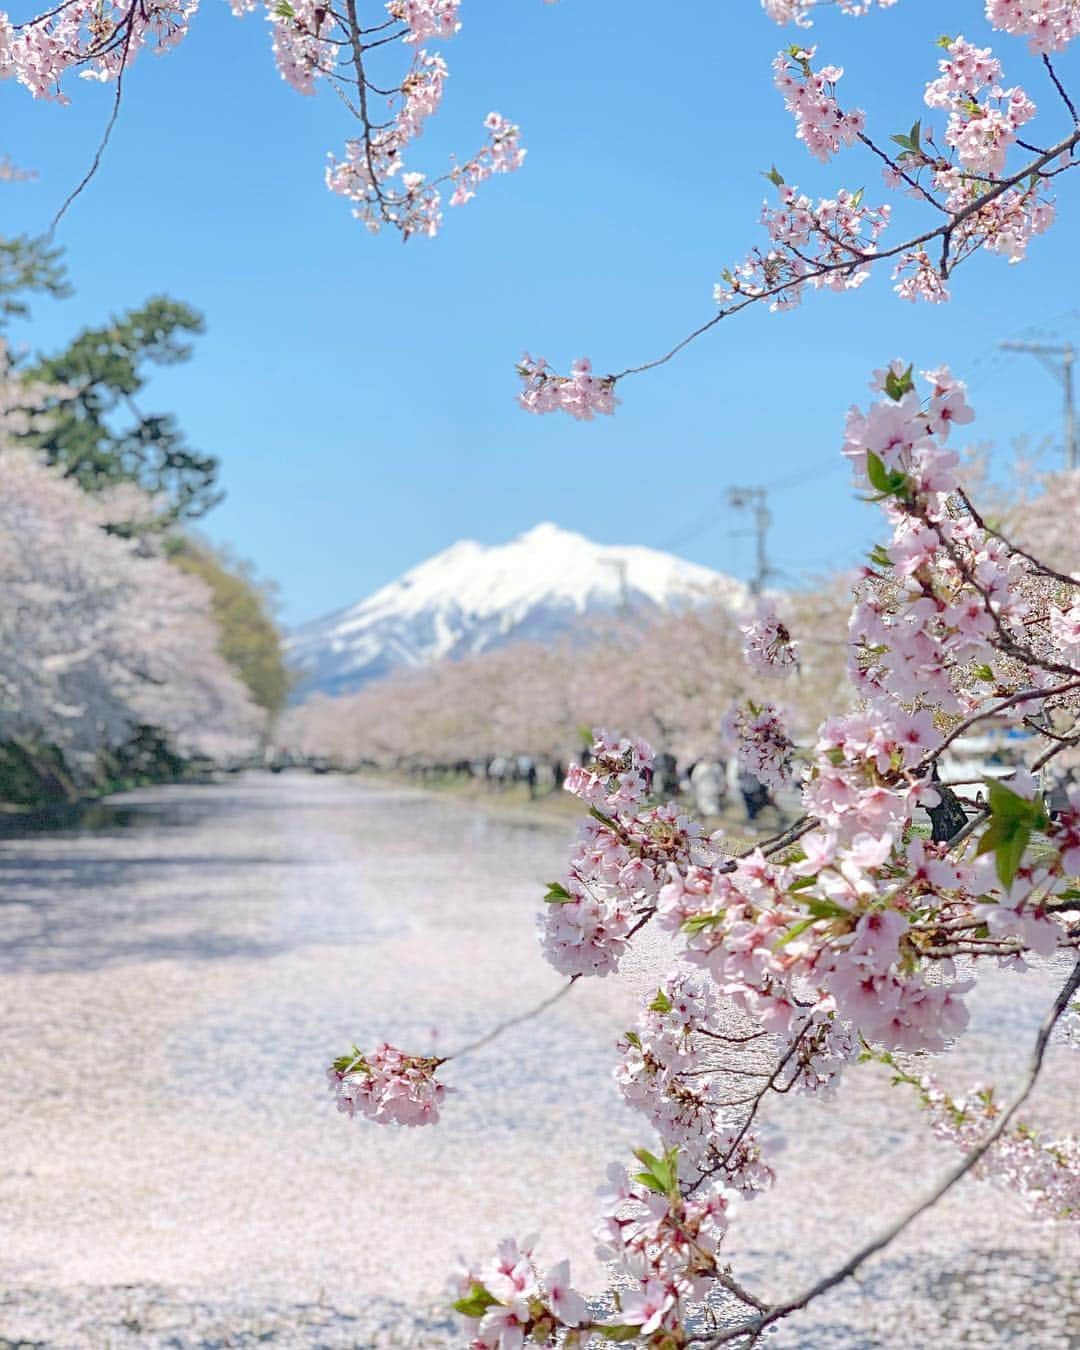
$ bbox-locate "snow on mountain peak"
[287,523,748,700]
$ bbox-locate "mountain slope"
[288,523,747,699]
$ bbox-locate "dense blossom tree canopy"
[0,449,263,764]
[0,346,262,784]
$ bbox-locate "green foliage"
[775,915,819,947]
[803,895,854,919]
[868,543,893,570]
[0,726,193,810]
[682,911,725,934]
[975,779,1049,887]
[170,538,290,715]
[22,296,221,522]
[647,987,673,1013]
[0,235,70,327]
[890,121,922,157]
[330,1047,369,1075]
[631,1144,680,1199]
[452,1284,499,1319]
[883,362,915,401]
[544,880,574,903]
[865,450,910,501]
[0,739,78,808]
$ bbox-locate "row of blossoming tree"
[279,587,854,777]
[5,0,1080,1343]
[0,333,265,802]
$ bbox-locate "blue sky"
[4,0,1079,624]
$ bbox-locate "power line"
[999,339,1077,471]
[727,486,773,597]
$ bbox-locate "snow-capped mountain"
[288,523,748,700]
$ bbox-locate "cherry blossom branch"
[607,128,1080,385]
[694,955,1080,1348]
[915,681,1080,776]
[958,488,1080,589]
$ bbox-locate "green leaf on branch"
[544,881,574,903]
[805,896,853,920]
[682,912,725,934]
[883,363,915,401]
[865,450,909,500]
[648,987,674,1013]
[331,1047,368,1076]
[973,664,996,682]
[631,1145,680,1198]
[764,164,785,187]
[600,1328,643,1343]
[788,874,817,891]
[974,780,1049,887]
[453,1285,499,1319]
[775,916,818,948]
[274,0,295,15]
[868,544,893,569]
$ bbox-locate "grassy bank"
[0,728,209,819]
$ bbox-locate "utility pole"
[1000,339,1077,470]
[728,486,772,597]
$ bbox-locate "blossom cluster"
[762,0,898,26]
[327,1042,448,1126]
[924,36,1037,177]
[741,610,800,678]
[268,1,525,235]
[615,971,788,1200]
[326,103,524,239]
[985,0,1080,53]
[721,700,796,790]
[451,1238,590,1349]
[389,0,461,45]
[773,46,866,162]
[541,732,698,977]
[715,181,891,312]
[921,1077,1080,1223]
[0,0,197,99]
[516,355,618,420]
[0,0,523,237]
[594,1153,735,1338]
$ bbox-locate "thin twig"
[1043,54,1080,127]
[49,27,130,234]
[444,976,580,1060]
